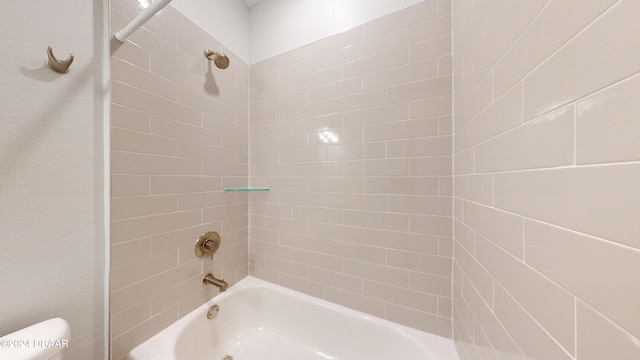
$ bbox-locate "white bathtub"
[128,276,459,360]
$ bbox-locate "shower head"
[204,49,230,69]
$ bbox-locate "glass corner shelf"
[224,187,270,192]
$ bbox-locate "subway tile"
[111,249,178,291]
[364,118,439,142]
[112,56,178,100]
[387,250,452,277]
[363,228,439,255]
[112,151,201,176]
[458,82,523,151]
[409,34,451,63]
[410,95,452,118]
[493,0,617,97]
[326,239,386,265]
[362,0,438,40]
[364,176,439,196]
[364,280,438,314]
[410,215,452,236]
[494,164,640,249]
[325,36,386,68]
[112,195,178,221]
[326,193,386,211]
[577,301,640,360]
[325,287,385,319]
[493,285,573,360]
[476,234,575,354]
[342,103,410,127]
[344,260,409,288]
[291,249,341,272]
[308,268,363,293]
[112,103,150,132]
[409,272,451,297]
[306,26,362,59]
[524,0,640,120]
[387,76,452,104]
[387,136,452,158]
[577,73,640,164]
[112,210,202,243]
[112,127,178,156]
[111,238,151,268]
[526,220,640,340]
[388,195,452,216]
[112,175,149,197]
[475,105,574,173]
[388,15,452,49]
[464,202,523,259]
[455,242,493,307]
[454,174,493,206]
[308,77,363,103]
[326,89,386,114]
[386,304,451,338]
[111,306,177,359]
[363,58,438,90]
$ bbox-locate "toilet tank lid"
[0,318,70,360]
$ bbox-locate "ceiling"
[243,0,263,8]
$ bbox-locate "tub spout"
[203,273,228,292]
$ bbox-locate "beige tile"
[464,201,523,259]
[456,275,523,360]
[388,195,451,216]
[475,105,574,172]
[494,164,640,249]
[386,303,451,338]
[110,299,150,338]
[325,287,386,319]
[365,118,439,142]
[112,151,201,176]
[112,81,201,125]
[387,76,452,104]
[112,103,149,132]
[112,175,149,197]
[476,234,575,354]
[112,195,178,221]
[111,238,151,268]
[291,206,342,225]
[363,58,438,90]
[306,26,363,59]
[411,95,452,118]
[308,77,362,102]
[410,156,452,176]
[494,0,617,97]
[364,228,438,255]
[343,47,408,78]
[525,220,640,340]
[308,267,363,293]
[343,103,410,127]
[325,239,386,265]
[455,242,493,307]
[388,15,452,49]
[111,250,178,291]
[112,56,178,100]
[265,90,308,111]
[326,89,386,114]
[454,174,493,206]
[409,35,452,63]
[111,209,201,243]
[524,0,640,120]
[363,280,438,314]
[387,250,452,277]
[454,147,474,175]
[343,209,410,232]
[469,0,547,86]
[279,56,326,81]
[363,176,439,195]
[577,300,640,360]
[279,102,326,122]
[577,73,640,164]
[292,66,342,91]
[326,193,386,211]
[149,115,222,147]
[340,159,410,177]
[493,285,573,360]
[409,271,451,297]
[277,273,325,299]
[344,260,409,288]
[387,136,452,158]
[111,306,177,359]
[112,127,178,156]
[458,82,523,151]
[178,140,237,162]
[291,249,341,272]
[308,222,363,244]
[150,175,221,194]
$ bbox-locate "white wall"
[0,1,106,359]
[250,0,425,62]
[170,0,251,62]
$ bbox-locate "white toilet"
[0,318,70,360]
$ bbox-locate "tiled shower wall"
[452,0,640,359]
[109,1,249,358]
[248,1,454,337]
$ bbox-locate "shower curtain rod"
[115,0,172,42]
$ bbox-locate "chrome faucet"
[203,273,228,292]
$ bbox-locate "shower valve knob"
[195,231,221,259]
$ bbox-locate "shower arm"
[115,0,172,42]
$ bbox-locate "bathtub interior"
[131,277,459,360]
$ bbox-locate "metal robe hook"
[46,46,74,74]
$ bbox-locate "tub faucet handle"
[195,231,221,259]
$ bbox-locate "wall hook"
[46,46,74,74]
